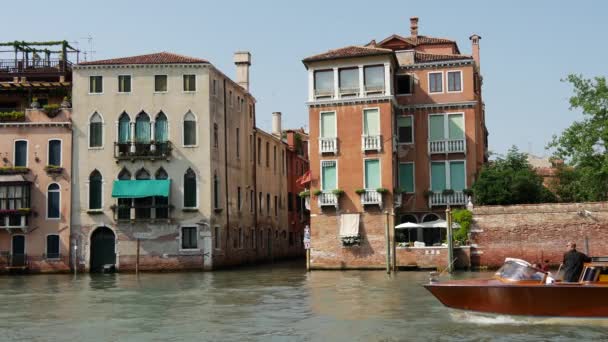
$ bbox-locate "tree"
[548,75,608,201]
[472,146,555,205]
[452,209,473,244]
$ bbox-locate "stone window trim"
[179,225,200,252]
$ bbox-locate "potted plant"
[376,187,389,194]
[31,97,40,109]
[312,189,323,197]
[44,165,63,174]
[393,187,403,194]
[442,189,455,196]
[341,235,361,247]
[331,189,344,197]
[0,111,25,122]
[0,166,30,175]
[463,188,474,197]
[423,190,434,198]
[355,188,366,195]
[42,104,62,118]
[299,190,310,198]
[60,96,71,108]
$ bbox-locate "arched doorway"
[398,214,419,243]
[90,227,116,272]
[422,213,442,246]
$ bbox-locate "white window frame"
[428,112,466,141]
[88,111,105,150]
[179,225,200,251]
[87,170,104,211]
[46,182,61,220]
[362,107,381,136]
[428,159,468,191]
[182,74,197,93]
[363,158,382,190]
[182,110,198,148]
[13,139,28,167]
[319,110,337,138]
[47,138,62,167]
[154,111,171,141]
[427,71,444,94]
[45,234,61,260]
[396,115,414,145]
[117,74,132,94]
[154,74,168,93]
[398,162,415,194]
[88,75,103,95]
[320,159,338,191]
[446,70,463,93]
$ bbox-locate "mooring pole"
[385,211,390,274]
[306,248,310,271]
[446,206,454,273]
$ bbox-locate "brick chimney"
[233,51,251,91]
[410,17,419,38]
[469,34,481,69]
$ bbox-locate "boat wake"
[450,310,608,327]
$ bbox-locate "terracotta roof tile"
[414,51,473,63]
[79,52,208,66]
[302,45,393,63]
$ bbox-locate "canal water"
[1,262,606,341]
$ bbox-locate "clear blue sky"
[4,0,606,155]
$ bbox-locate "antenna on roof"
[79,35,95,61]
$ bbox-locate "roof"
[378,34,456,46]
[414,51,472,63]
[302,45,393,63]
[79,52,208,66]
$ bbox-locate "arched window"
[116,168,131,219]
[117,168,131,180]
[135,168,150,180]
[118,112,131,144]
[213,173,220,209]
[401,214,418,223]
[47,183,60,219]
[398,214,418,244]
[184,168,197,208]
[134,168,151,219]
[155,167,168,180]
[89,112,103,148]
[89,170,102,210]
[135,111,151,144]
[422,213,442,246]
[155,111,168,143]
[155,167,169,219]
[183,111,196,146]
[422,213,440,222]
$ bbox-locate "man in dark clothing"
[562,242,591,282]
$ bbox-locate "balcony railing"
[364,84,385,95]
[362,135,382,152]
[0,212,29,231]
[319,137,338,154]
[339,87,359,98]
[429,191,467,207]
[317,191,339,209]
[428,139,466,154]
[114,141,173,160]
[115,203,172,222]
[314,88,334,100]
[360,190,383,208]
[0,59,72,74]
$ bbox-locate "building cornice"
[73,63,209,70]
[307,96,394,108]
[399,101,477,112]
[0,122,71,128]
[399,59,473,70]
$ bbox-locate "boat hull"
[425,280,608,317]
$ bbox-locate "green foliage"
[472,146,555,205]
[393,188,403,194]
[0,111,25,122]
[43,104,60,112]
[341,235,361,247]
[298,190,310,198]
[442,189,454,196]
[376,187,389,194]
[548,75,608,202]
[452,209,473,244]
[355,189,366,195]
[331,189,344,196]
[312,189,323,196]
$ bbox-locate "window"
[266,193,270,216]
[181,226,198,249]
[212,79,217,95]
[89,112,103,148]
[46,235,60,259]
[237,96,241,110]
[447,71,462,92]
[288,192,293,211]
[118,75,131,93]
[429,114,464,141]
[321,160,337,191]
[183,111,197,146]
[47,140,62,167]
[396,74,413,95]
[47,183,60,219]
[273,146,277,172]
[229,91,233,107]
[183,75,196,92]
[135,112,151,144]
[431,161,465,191]
[117,168,131,219]
[239,228,244,248]
[0,184,30,211]
[339,68,358,96]
[428,72,443,93]
[274,196,278,216]
[89,76,102,93]
[320,111,336,138]
[155,112,168,143]
[398,163,414,193]
[259,192,263,213]
[184,168,197,208]
[251,228,255,249]
[237,186,242,211]
[134,169,152,219]
[89,170,102,210]
[364,65,384,92]
[155,75,167,92]
[257,138,262,165]
[213,123,219,148]
[214,226,221,249]
[213,174,220,209]
[397,116,413,144]
[14,140,27,167]
[236,128,240,158]
[363,108,380,136]
[364,159,381,189]
[155,167,169,219]
[314,70,334,97]
[118,112,131,144]
[250,190,254,212]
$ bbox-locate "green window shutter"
[118,116,130,143]
[399,163,414,193]
[155,115,168,142]
[364,109,380,135]
[135,115,151,143]
[449,161,465,191]
[320,112,336,137]
[364,159,381,189]
[321,162,337,190]
[431,162,446,191]
[397,116,412,143]
[429,115,445,141]
[448,114,464,140]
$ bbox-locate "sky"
[4,0,606,156]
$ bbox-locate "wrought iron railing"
[428,139,466,154]
[114,141,173,160]
[115,203,172,221]
[0,59,72,74]
[319,137,338,154]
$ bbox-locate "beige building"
[71,52,259,271]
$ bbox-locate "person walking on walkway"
[562,242,591,282]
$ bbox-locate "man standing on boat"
[562,242,591,282]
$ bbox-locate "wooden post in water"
[446,207,454,273]
[306,249,310,271]
[385,211,390,274]
[136,238,140,275]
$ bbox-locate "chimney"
[233,51,251,91]
[410,17,419,38]
[272,112,282,137]
[469,34,481,69]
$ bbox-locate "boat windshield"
[495,258,546,282]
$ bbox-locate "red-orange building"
[285,128,309,255]
[302,17,487,269]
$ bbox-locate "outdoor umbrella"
[395,222,423,229]
[420,219,461,229]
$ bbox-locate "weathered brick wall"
[396,246,470,270]
[471,202,608,268]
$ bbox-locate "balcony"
[114,141,173,161]
[339,87,359,98]
[428,139,466,154]
[114,203,172,222]
[362,135,382,152]
[317,191,339,209]
[319,137,338,154]
[429,191,467,207]
[0,212,30,232]
[360,190,383,208]
[364,85,385,95]
[314,88,334,100]
[0,59,72,75]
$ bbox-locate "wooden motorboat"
[424,257,608,317]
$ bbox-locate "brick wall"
[470,202,608,268]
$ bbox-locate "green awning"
[111,180,170,198]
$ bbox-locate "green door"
[431,162,446,191]
[90,227,116,272]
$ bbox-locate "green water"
[0,262,606,341]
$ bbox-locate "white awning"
[340,213,360,237]
[0,175,28,183]
[395,222,423,229]
[421,219,460,229]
